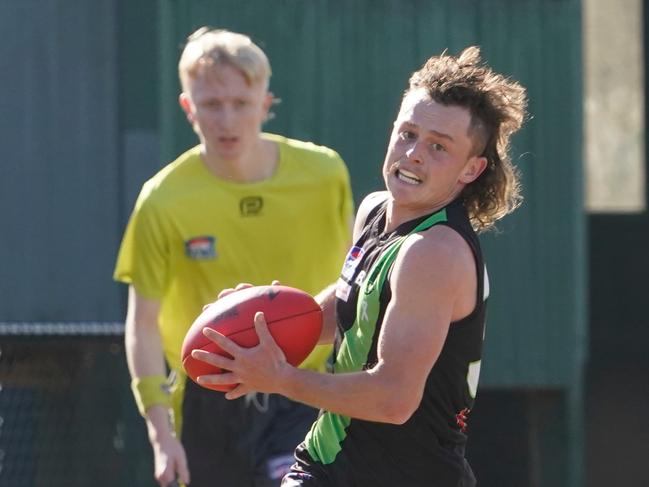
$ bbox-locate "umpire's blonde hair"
[179,27,271,89]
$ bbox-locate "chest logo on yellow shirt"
[240,196,263,216]
[185,236,216,260]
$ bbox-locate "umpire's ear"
[179,93,195,124]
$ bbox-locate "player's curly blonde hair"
[408,46,528,232]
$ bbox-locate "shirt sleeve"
[113,184,169,299]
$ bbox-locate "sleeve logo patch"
[185,236,217,260]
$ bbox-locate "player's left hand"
[191,311,289,400]
[202,280,281,310]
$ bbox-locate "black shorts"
[281,443,477,487]
[181,379,318,487]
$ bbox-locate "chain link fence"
[0,323,154,487]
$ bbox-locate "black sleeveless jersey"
[292,197,487,487]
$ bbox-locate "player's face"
[382,89,487,218]
[180,64,272,162]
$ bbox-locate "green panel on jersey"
[305,209,447,463]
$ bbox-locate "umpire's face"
[179,63,273,163]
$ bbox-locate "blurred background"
[0,0,647,486]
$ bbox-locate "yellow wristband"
[131,374,172,416]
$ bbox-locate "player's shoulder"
[357,191,388,217]
[265,133,346,172]
[398,222,474,282]
[352,191,388,240]
[410,224,469,256]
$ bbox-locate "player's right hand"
[152,434,190,487]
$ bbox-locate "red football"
[181,285,323,392]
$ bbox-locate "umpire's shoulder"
[135,145,202,209]
[265,133,347,174]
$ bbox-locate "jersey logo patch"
[336,246,366,301]
[185,236,216,260]
[341,246,365,281]
[240,196,263,216]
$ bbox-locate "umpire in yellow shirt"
[114,28,353,487]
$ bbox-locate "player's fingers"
[191,348,233,369]
[217,287,235,299]
[271,280,281,286]
[225,383,251,400]
[202,327,243,355]
[217,283,253,299]
[196,371,238,386]
[253,312,275,345]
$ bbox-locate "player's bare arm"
[193,224,475,424]
[314,284,338,344]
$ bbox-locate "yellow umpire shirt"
[114,133,353,420]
